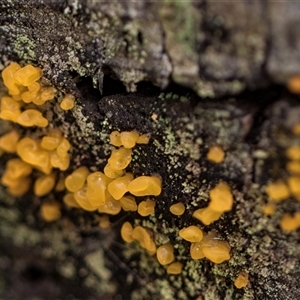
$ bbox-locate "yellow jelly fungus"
[14,65,42,86]
[287,176,300,195]
[287,75,300,94]
[190,242,205,260]
[40,87,55,102]
[206,146,225,163]
[55,177,65,192]
[86,172,111,207]
[4,158,33,179]
[209,182,233,212]
[104,163,124,178]
[48,128,63,139]
[60,94,75,110]
[63,193,80,208]
[234,271,249,289]
[74,186,98,211]
[136,134,150,145]
[65,166,89,193]
[193,207,223,225]
[265,181,290,202]
[280,213,300,231]
[108,147,132,170]
[40,202,61,222]
[50,151,70,171]
[0,130,20,152]
[120,131,139,148]
[201,232,231,264]
[56,138,71,158]
[262,203,276,216]
[108,173,134,200]
[21,90,38,103]
[28,82,40,93]
[166,262,183,275]
[99,215,110,229]
[0,96,22,122]
[34,173,56,197]
[292,124,300,135]
[109,131,122,147]
[179,226,203,243]
[287,161,300,174]
[17,137,52,174]
[120,195,138,211]
[121,222,134,243]
[41,135,61,151]
[286,145,300,160]
[17,109,48,127]
[128,175,162,197]
[2,62,22,95]
[98,195,122,215]
[7,177,31,197]
[132,226,156,255]
[156,243,174,265]
[169,202,185,216]
[137,199,156,216]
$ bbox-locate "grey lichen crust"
[0,1,300,300]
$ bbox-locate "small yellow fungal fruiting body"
[193,207,222,225]
[98,195,122,215]
[179,226,203,243]
[156,243,174,265]
[4,158,33,179]
[132,226,156,255]
[169,202,185,216]
[99,215,110,229]
[2,62,22,95]
[17,109,48,127]
[120,131,139,148]
[40,87,55,102]
[287,161,300,174]
[108,147,132,170]
[34,173,56,196]
[280,213,300,231]
[65,166,89,193]
[63,193,80,208]
[206,146,225,163]
[121,222,134,243]
[166,262,183,275]
[201,231,231,264]
[287,176,300,195]
[109,131,122,147]
[60,94,75,110]
[50,151,70,171]
[0,96,22,122]
[137,199,156,216]
[128,175,162,196]
[41,135,61,151]
[104,163,124,178]
[14,65,42,86]
[190,242,205,260]
[292,124,300,135]
[286,145,300,160]
[234,271,249,289]
[287,75,300,94]
[119,195,137,211]
[136,134,150,144]
[7,177,31,197]
[86,172,111,207]
[56,138,71,158]
[0,130,20,152]
[74,186,98,211]
[265,181,290,202]
[40,202,61,222]
[209,182,233,212]
[262,203,276,216]
[28,82,40,93]
[108,173,134,200]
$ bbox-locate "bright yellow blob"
[137,199,156,216]
[121,222,134,243]
[179,226,203,243]
[156,243,174,265]
[206,146,225,163]
[128,175,162,197]
[169,202,185,216]
[265,181,290,202]
[40,202,61,222]
[234,271,249,289]
[60,94,75,110]
[166,262,183,275]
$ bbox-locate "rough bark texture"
[0,1,300,300]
